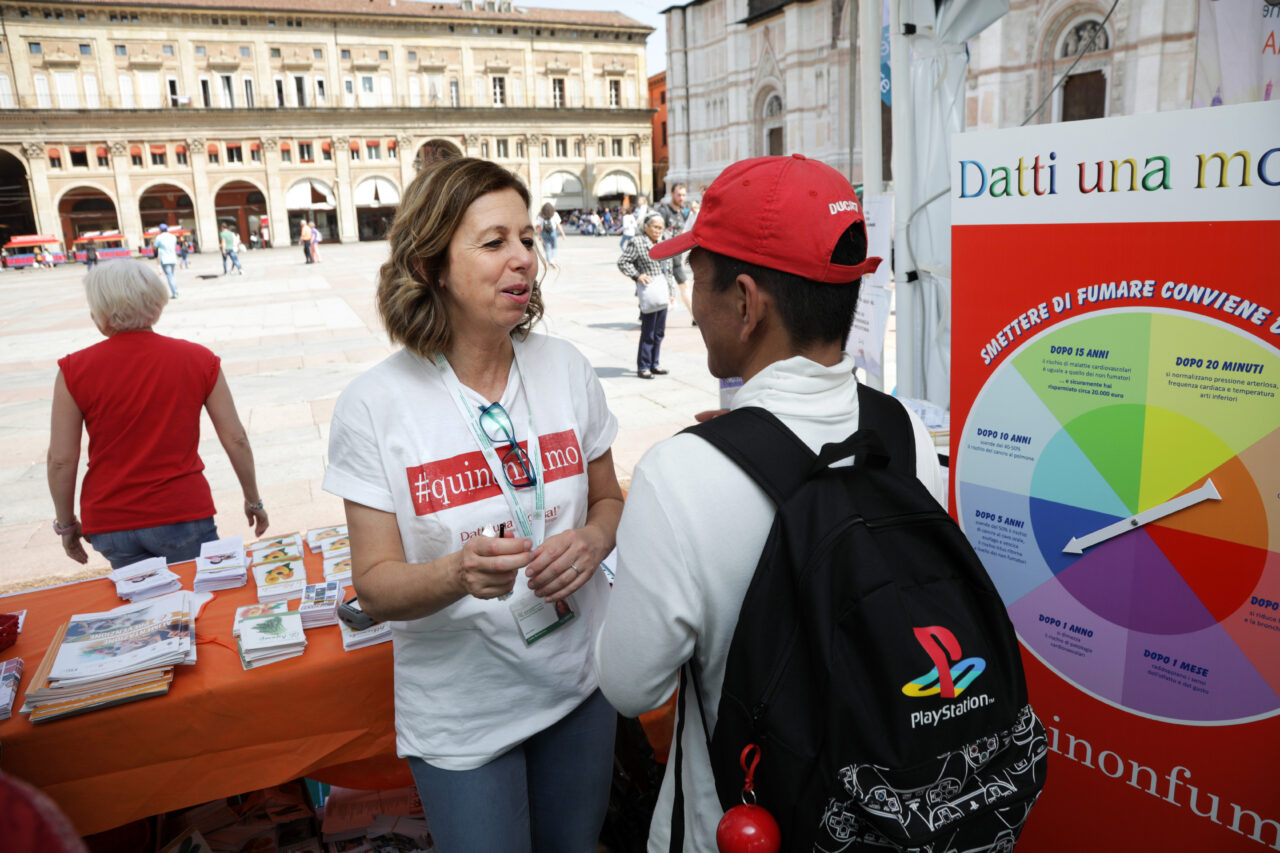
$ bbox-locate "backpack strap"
[682,407,816,504]
[855,383,916,477]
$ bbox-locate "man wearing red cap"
[594,155,946,851]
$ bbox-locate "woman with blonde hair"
[47,259,268,568]
[323,157,623,852]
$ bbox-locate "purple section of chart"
[1052,525,1218,636]
[1122,622,1280,722]
[1009,578,1127,705]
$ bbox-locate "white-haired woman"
[617,212,675,379]
[47,259,269,568]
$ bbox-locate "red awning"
[3,234,59,248]
[250,142,261,151]
[69,146,87,154]
[207,143,218,155]
[321,141,332,152]
[150,144,166,154]
[387,139,397,149]
[227,143,241,150]
[48,148,61,160]
[280,141,291,151]
[175,144,187,154]
[349,140,360,151]
[130,145,141,157]
[367,139,380,147]
[96,146,109,158]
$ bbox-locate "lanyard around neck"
[432,348,546,547]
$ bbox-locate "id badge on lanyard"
[432,351,574,645]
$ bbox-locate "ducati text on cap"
[828,200,860,215]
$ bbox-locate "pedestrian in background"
[617,212,675,379]
[178,239,190,269]
[84,243,98,270]
[535,202,564,265]
[219,222,244,276]
[309,221,323,263]
[620,208,637,251]
[154,223,179,298]
[300,220,314,264]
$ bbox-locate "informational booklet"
[338,619,392,652]
[323,554,353,585]
[249,542,303,565]
[48,596,192,685]
[317,534,351,560]
[237,611,307,670]
[305,525,347,550]
[298,581,343,629]
[195,536,248,592]
[252,559,308,604]
[232,601,289,637]
[250,533,303,555]
[0,657,23,721]
[110,556,182,602]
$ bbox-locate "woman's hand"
[636,273,650,284]
[60,523,89,564]
[524,526,606,602]
[244,500,269,536]
[455,531,533,600]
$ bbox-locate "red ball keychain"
[716,744,781,853]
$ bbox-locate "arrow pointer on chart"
[1062,478,1221,555]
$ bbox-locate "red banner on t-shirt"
[405,429,586,516]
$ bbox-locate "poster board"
[950,101,1280,851]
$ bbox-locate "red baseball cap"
[649,154,881,284]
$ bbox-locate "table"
[0,549,408,836]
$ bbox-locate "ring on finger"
[569,563,582,574]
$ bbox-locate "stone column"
[109,141,143,247]
[23,144,60,241]
[260,137,291,247]
[332,136,357,243]
[526,134,542,209]
[397,134,415,190]
[583,134,598,204]
[185,138,217,252]
[637,133,653,200]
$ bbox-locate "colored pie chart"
[956,308,1280,724]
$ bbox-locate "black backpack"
[670,385,1047,853]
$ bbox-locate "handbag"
[637,274,668,313]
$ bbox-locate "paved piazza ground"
[0,237,897,593]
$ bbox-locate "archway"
[757,90,785,157]
[214,180,268,248]
[353,176,400,241]
[57,185,119,245]
[138,182,195,231]
[285,178,338,244]
[542,171,585,210]
[0,149,36,249]
[594,170,639,207]
[415,138,461,170]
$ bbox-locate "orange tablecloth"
[0,550,409,836]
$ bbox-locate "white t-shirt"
[324,333,618,770]
[539,212,561,234]
[154,231,178,265]
[595,354,946,852]
[622,213,638,237]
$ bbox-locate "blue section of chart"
[957,482,1052,607]
[1030,428,1130,519]
[1028,496,1124,577]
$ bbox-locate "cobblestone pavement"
[0,236,896,593]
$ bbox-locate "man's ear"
[735,273,770,343]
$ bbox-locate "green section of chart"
[1139,407,1235,511]
[1013,311,1152,429]
[1062,404,1147,514]
[1146,313,1280,459]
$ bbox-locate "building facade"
[648,70,667,196]
[661,0,1199,196]
[0,0,654,252]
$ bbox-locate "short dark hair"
[695,223,868,348]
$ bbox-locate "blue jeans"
[160,262,177,296]
[541,231,558,263]
[87,517,218,569]
[638,307,667,372]
[222,249,242,274]
[408,689,615,853]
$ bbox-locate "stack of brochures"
[323,553,353,585]
[0,658,23,721]
[305,525,347,552]
[21,591,198,723]
[250,533,304,565]
[110,556,182,602]
[252,559,308,604]
[299,581,343,629]
[338,619,392,652]
[232,602,289,637]
[236,610,307,670]
[194,536,247,592]
[318,532,351,560]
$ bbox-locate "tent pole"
[889,0,917,398]
[860,0,883,195]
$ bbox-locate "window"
[378,49,388,60]
[322,143,332,161]
[118,74,134,108]
[131,151,143,166]
[84,73,100,108]
[449,77,459,107]
[55,71,77,108]
[29,42,41,54]
[275,78,285,107]
[612,138,623,157]
[361,75,374,93]
[151,148,166,165]
[299,142,314,161]
[541,140,548,157]
[70,148,88,167]
[552,78,565,108]
[388,143,397,159]
[251,145,261,162]
[168,77,180,107]
[341,49,350,60]
[380,75,392,105]
[207,146,219,164]
[555,137,567,157]
[408,75,421,106]
[280,147,291,162]
[293,75,307,107]
[496,138,508,158]
[220,74,235,107]
[574,139,582,156]
[98,150,110,167]
[227,143,242,163]
[239,46,250,58]
[199,78,211,108]
[349,144,359,160]
[598,140,605,157]
[367,142,381,159]
[115,45,126,56]
[609,79,621,108]
[244,77,254,107]
[79,43,91,55]
[516,140,524,157]
[315,77,326,103]
[163,44,174,56]
[408,50,417,61]
[661,120,666,147]
[660,91,665,104]
[195,45,206,56]
[270,48,281,58]
[481,140,489,158]
[491,75,505,106]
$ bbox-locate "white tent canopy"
[542,171,585,208]
[285,178,336,210]
[596,171,638,198]
[353,177,400,207]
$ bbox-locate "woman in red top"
[47,259,269,568]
